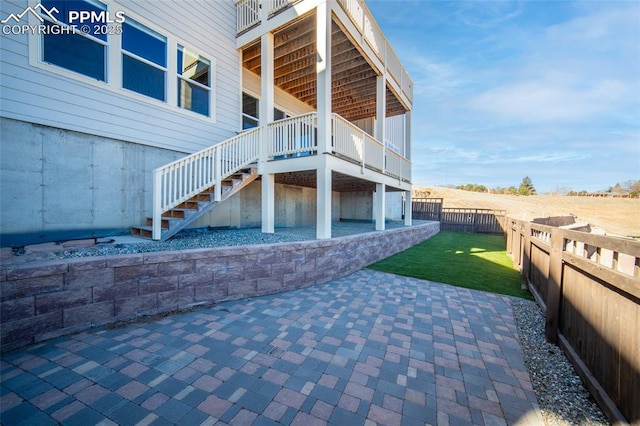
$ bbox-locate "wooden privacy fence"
[412,198,442,221]
[412,199,505,234]
[506,218,640,425]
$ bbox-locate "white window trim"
[242,91,260,128]
[177,44,214,117]
[33,0,109,83]
[26,0,217,124]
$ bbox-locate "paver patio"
[0,269,543,425]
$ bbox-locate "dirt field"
[414,186,640,239]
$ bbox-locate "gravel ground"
[6,222,412,264]
[8,228,312,263]
[510,298,610,426]
[4,226,612,425]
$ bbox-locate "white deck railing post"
[214,146,222,202]
[152,169,162,240]
[360,127,366,173]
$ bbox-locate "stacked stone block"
[1,223,439,351]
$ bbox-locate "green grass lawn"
[369,231,533,299]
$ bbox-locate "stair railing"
[152,127,261,240]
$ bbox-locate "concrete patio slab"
[1,269,543,425]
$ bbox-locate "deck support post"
[260,31,274,165]
[316,0,332,155]
[376,74,386,173]
[315,0,332,240]
[262,173,275,233]
[374,183,386,231]
[317,167,332,239]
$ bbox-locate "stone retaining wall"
[1,222,439,352]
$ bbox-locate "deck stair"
[131,168,258,241]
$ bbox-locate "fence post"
[545,228,564,344]
[505,218,512,256]
[521,222,531,290]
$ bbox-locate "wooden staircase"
[131,167,258,241]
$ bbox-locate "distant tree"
[455,184,488,193]
[517,176,536,196]
[623,180,640,198]
[608,183,625,194]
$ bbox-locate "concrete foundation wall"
[192,182,341,229]
[339,191,404,222]
[0,118,184,244]
[340,192,373,221]
[386,192,404,221]
[0,222,440,352]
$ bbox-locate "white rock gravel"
[510,298,610,426]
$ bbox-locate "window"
[177,46,211,116]
[274,108,289,121]
[40,0,107,81]
[33,3,216,121]
[121,19,166,101]
[242,93,259,129]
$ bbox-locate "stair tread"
[131,166,258,240]
[132,225,159,232]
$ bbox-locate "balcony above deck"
[235,0,413,121]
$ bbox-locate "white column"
[404,190,412,226]
[262,173,275,233]
[260,32,275,233]
[374,183,386,231]
[260,32,274,165]
[317,168,332,239]
[375,74,386,143]
[316,1,332,155]
[316,1,333,240]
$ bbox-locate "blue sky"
[367,0,640,193]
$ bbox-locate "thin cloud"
[367,0,640,192]
[454,1,524,29]
[469,79,630,123]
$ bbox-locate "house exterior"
[0,0,413,246]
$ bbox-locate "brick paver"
[0,270,543,425]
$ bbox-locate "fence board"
[412,198,442,221]
[412,200,505,234]
[507,217,640,424]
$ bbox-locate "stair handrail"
[152,127,261,240]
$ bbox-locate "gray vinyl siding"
[0,0,241,153]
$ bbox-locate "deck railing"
[362,9,384,60]
[385,149,406,180]
[337,0,413,102]
[269,0,296,15]
[332,113,385,172]
[236,0,260,33]
[152,127,261,239]
[267,113,318,159]
[338,0,364,32]
[263,112,410,181]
